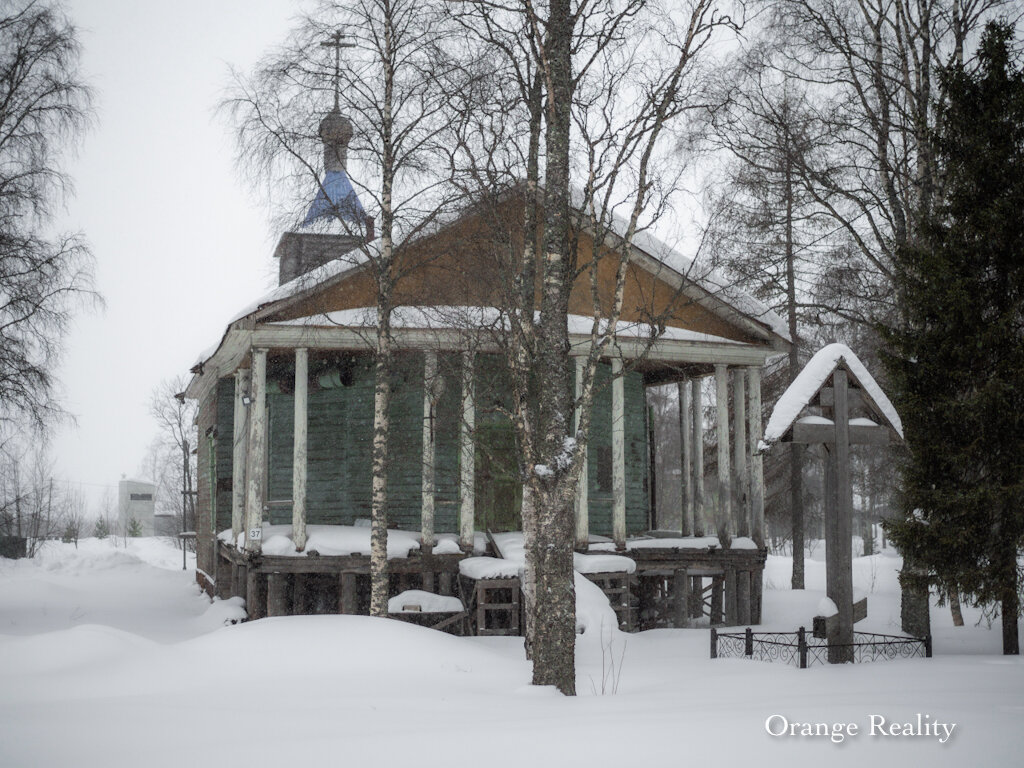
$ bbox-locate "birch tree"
[448,0,740,694]
[225,0,460,616]
[0,0,97,431]
[768,0,1011,326]
[702,51,832,587]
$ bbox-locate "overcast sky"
[53,1,302,505]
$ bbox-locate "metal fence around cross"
[710,627,931,668]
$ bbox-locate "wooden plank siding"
[207,351,649,539]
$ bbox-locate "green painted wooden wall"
[213,352,649,536]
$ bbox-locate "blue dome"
[302,169,367,227]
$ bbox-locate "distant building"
[117,478,165,536]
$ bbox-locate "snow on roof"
[228,241,380,326]
[195,187,785,373]
[272,306,743,346]
[760,343,903,450]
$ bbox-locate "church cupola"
[319,107,353,172]
[274,31,374,287]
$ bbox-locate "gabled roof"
[760,343,903,450]
[190,190,790,381]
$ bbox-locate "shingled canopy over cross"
[760,343,904,663]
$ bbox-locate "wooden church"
[185,100,790,631]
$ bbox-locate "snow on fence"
[710,627,931,668]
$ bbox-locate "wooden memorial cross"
[759,344,904,664]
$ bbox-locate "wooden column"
[747,366,766,547]
[292,348,309,552]
[732,368,749,538]
[459,351,475,551]
[421,351,438,553]
[574,355,590,550]
[231,368,250,542]
[611,356,626,549]
[678,378,693,536]
[714,364,732,546]
[691,377,705,536]
[828,369,855,662]
[245,349,268,554]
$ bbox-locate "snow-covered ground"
[1,538,1020,767]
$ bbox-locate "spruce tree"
[883,22,1024,655]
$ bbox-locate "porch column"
[459,350,475,551]
[732,368,749,538]
[421,350,438,553]
[292,348,309,552]
[611,356,626,549]
[714,364,732,546]
[678,378,693,536]
[231,368,250,543]
[245,349,268,554]
[747,366,765,547]
[574,355,590,550]
[691,377,705,536]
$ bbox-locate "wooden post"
[611,356,626,549]
[710,576,723,625]
[266,573,289,617]
[737,570,751,625]
[574,355,590,550]
[292,348,309,552]
[691,377,705,536]
[459,351,475,551]
[751,568,763,624]
[421,351,438,553]
[246,566,264,620]
[231,368,250,542]
[245,349,268,554]
[673,568,690,628]
[339,572,358,615]
[725,566,738,626]
[232,563,245,599]
[747,366,765,548]
[829,368,855,662]
[714,365,732,546]
[732,368,749,538]
[292,574,307,615]
[678,378,693,536]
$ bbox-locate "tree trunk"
[949,590,964,627]
[524,0,576,696]
[1000,537,1020,655]
[784,145,805,590]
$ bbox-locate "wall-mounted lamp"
[242,395,252,406]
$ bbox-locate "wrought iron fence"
[711,627,931,668]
